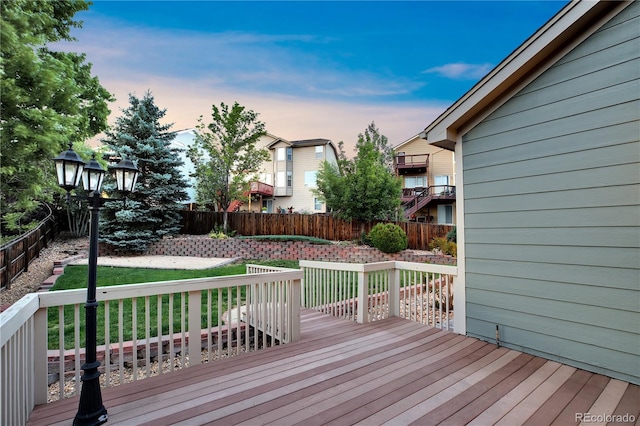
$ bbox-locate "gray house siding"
[461,3,640,384]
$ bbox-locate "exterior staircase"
[402,186,456,219]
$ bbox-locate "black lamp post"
[53,146,139,426]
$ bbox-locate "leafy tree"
[0,0,113,235]
[188,102,269,233]
[99,92,188,252]
[314,122,401,227]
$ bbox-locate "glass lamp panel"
[112,158,139,192]
[117,169,138,192]
[82,168,105,192]
[55,161,84,189]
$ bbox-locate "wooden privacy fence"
[0,205,58,290]
[180,211,453,251]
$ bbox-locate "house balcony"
[394,154,429,175]
[3,261,636,425]
[402,185,456,219]
[250,181,274,197]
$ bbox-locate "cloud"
[91,73,447,154]
[422,62,493,80]
[68,14,449,153]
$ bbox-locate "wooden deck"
[28,310,639,425]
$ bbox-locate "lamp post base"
[73,363,108,426]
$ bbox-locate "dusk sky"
[62,1,568,153]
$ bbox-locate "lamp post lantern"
[53,147,139,426]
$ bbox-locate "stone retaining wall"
[102,236,456,265]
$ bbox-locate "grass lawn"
[48,260,299,349]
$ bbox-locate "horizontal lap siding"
[462,3,640,384]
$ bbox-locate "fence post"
[388,267,400,317]
[188,290,201,366]
[356,269,368,324]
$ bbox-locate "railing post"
[356,269,368,324]
[34,307,49,405]
[290,278,301,342]
[453,275,465,335]
[388,267,400,317]
[188,290,201,366]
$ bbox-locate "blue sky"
[67,1,568,151]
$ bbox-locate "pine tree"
[100,91,188,252]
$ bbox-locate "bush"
[429,237,457,257]
[209,224,235,239]
[368,223,408,253]
[446,226,457,243]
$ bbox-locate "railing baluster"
[145,296,150,378]
[104,300,111,387]
[158,294,164,373]
[167,293,173,373]
[131,298,137,380]
[217,288,222,355]
[207,289,212,362]
[181,292,186,367]
[118,299,124,386]
[57,306,64,401]
[73,303,81,396]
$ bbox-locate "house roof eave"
[423,0,623,149]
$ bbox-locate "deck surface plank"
[27,309,640,426]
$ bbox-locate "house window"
[404,176,426,188]
[304,171,317,187]
[315,146,323,159]
[277,147,286,161]
[437,205,453,224]
[434,175,450,193]
[286,147,293,161]
[259,173,272,185]
[276,171,285,187]
[314,197,323,211]
[287,170,293,187]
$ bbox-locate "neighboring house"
[393,134,456,224]
[171,129,198,203]
[251,135,339,213]
[422,0,639,384]
[168,131,338,213]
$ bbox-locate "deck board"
[27,309,640,426]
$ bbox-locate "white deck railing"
[1,260,455,425]
[300,260,457,329]
[0,268,301,425]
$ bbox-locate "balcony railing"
[1,261,456,425]
[402,185,456,218]
[249,181,274,196]
[394,154,429,175]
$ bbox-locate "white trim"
[453,137,466,335]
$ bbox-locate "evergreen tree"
[100,92,188,252]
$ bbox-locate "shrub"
[429,237,457,257]
[209,224,236,239]
[446,226,457,243]
[368,223,408,253]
